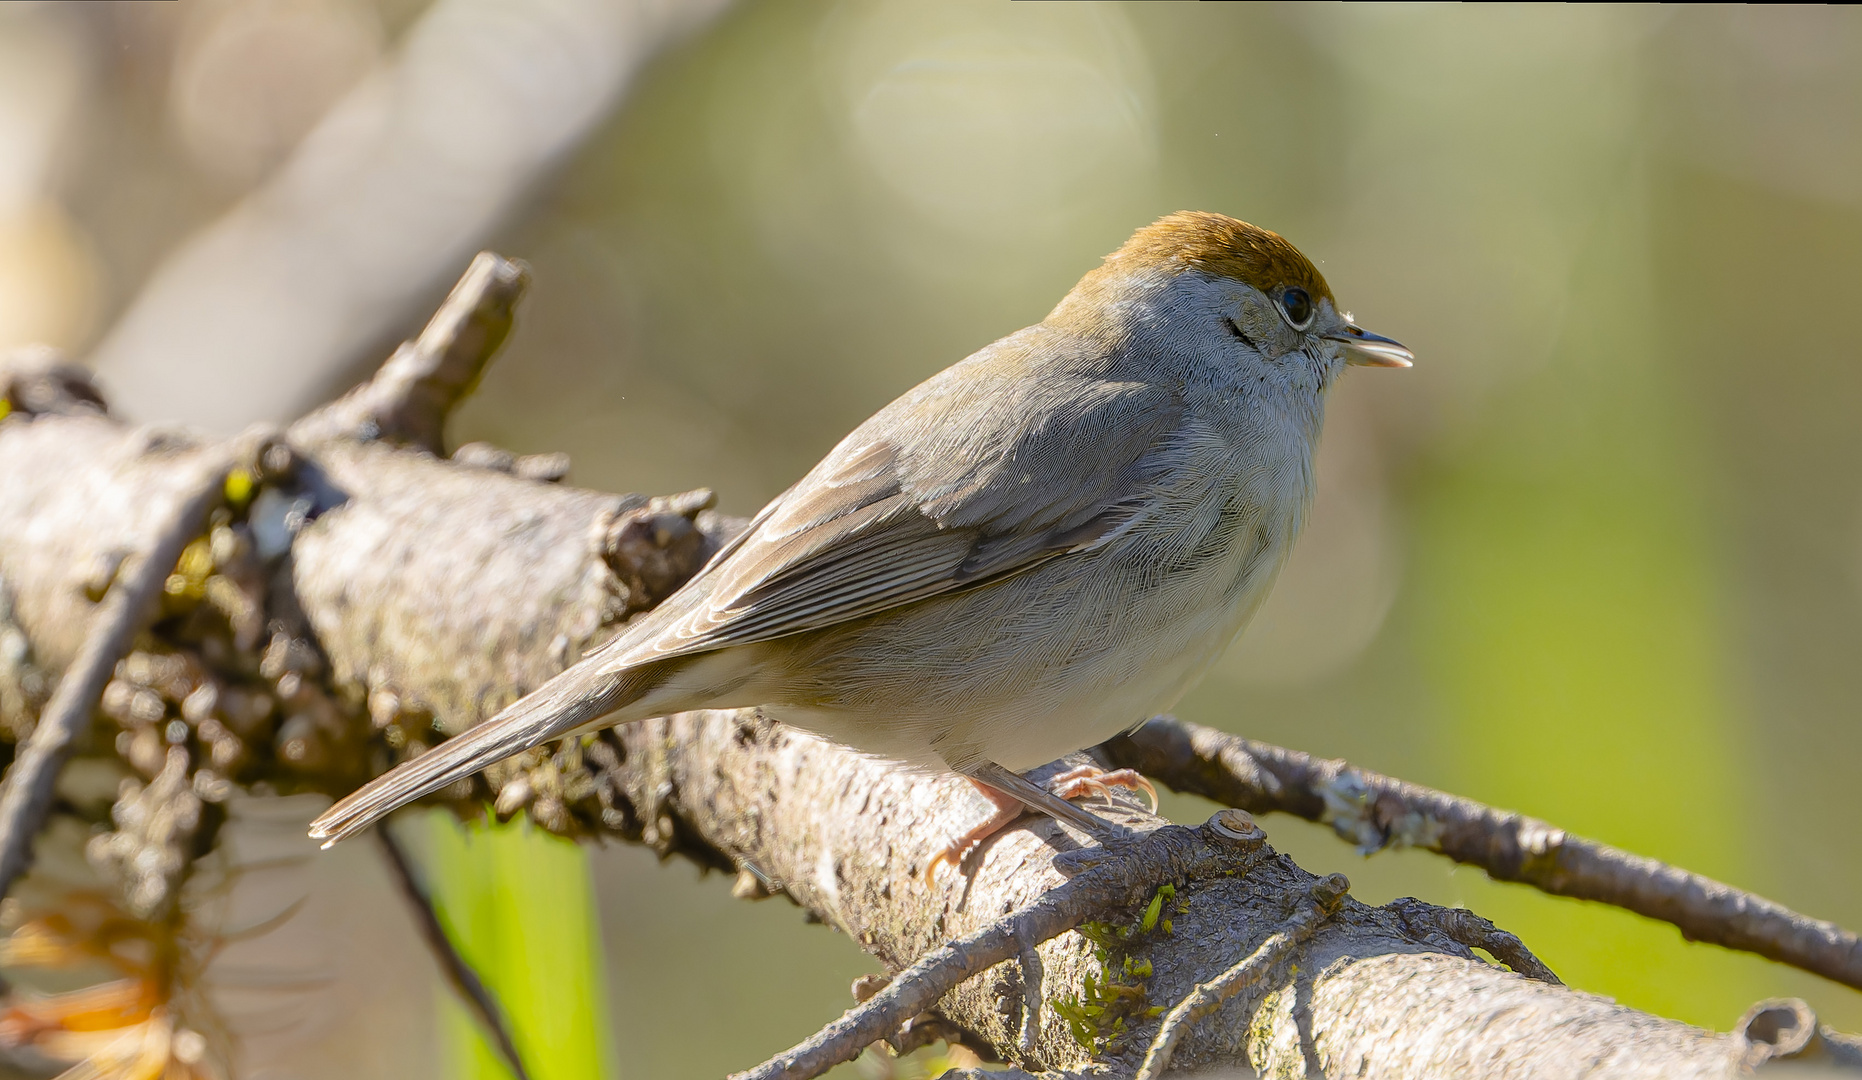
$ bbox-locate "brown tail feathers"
[308,661,645,846]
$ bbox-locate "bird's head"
[1051,211,1411,389]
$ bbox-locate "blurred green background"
[3,2,1860,1077]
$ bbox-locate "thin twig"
[1103,716,1862,993]
[727,811,1270,1080]
[851,976,995,1062]
[1015,938,1044,1053]
[375,822,532,1080]
[1386,896,1561,984]
[1136,873,1350,1080]
[289,252,530,453]
[0,450,233,902]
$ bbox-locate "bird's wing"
[598,343,1186,668]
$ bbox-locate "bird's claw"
[1045,765,1158,813]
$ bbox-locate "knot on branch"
[0,346,107,421]
[598,488,720,619]
[1314,768,1446,854]
[451,441,572,483]
[1737,997,1862,1071]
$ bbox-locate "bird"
[308,211,1411,868]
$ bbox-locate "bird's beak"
[1324,323,1413,368]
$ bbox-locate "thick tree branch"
[1,257,1857,1078]
[1136,872,1348,1080]
[1103,716,1862,994]
[731,809,1274,1080]
[597,714,1742,1078]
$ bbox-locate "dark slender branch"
[1103,715,1862,992]
[375,823,532,1080]
[727,811,1271,1080]
[0,448,234,902]
[289,251,530,452]
[1136,873,1349,1080]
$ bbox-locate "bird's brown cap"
[1104,211,1334,303]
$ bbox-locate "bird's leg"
[1045,765,1159,813]
[923,779,1029,885]
[967,761,1131,840]
[925,762,1134,884]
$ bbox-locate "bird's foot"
[925,764,1153,885]
[925,779,1029,885]
[1045,765,1158,813]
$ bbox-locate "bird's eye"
[1278,287,1314,330]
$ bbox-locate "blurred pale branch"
[88,0,730,434]
[1,257,1858,1078]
